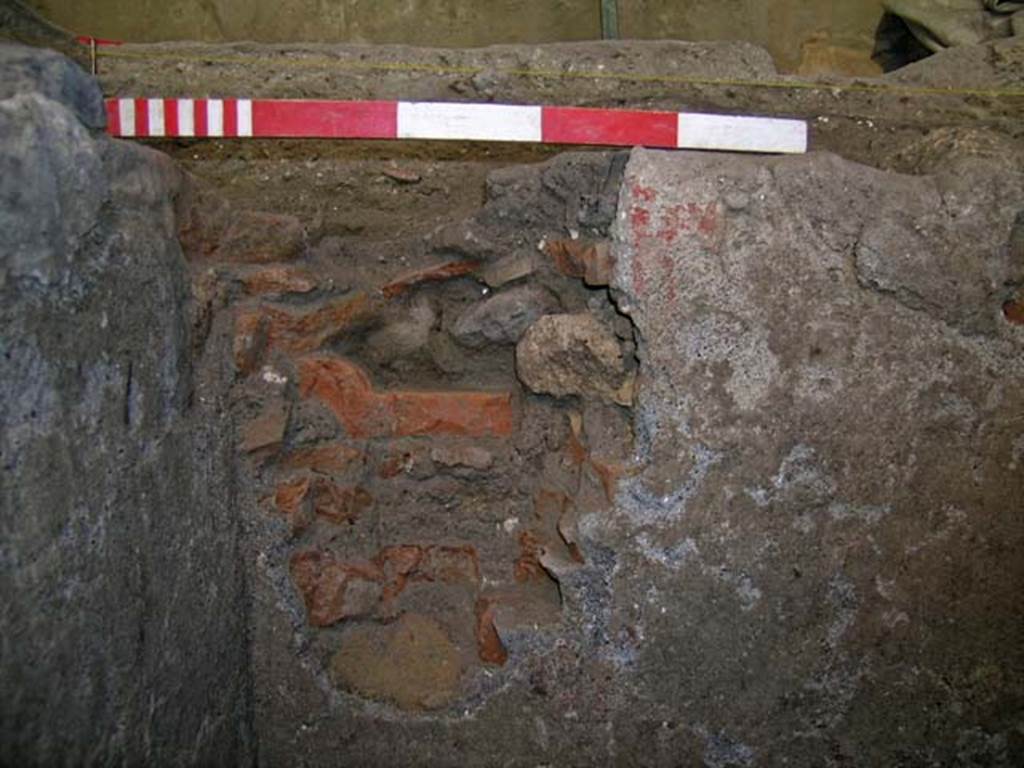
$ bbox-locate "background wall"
[619,0,886,73]
[26,0,886,74]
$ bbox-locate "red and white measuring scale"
[104,98,808,154]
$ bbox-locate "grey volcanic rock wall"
[603,149,1024,765]
[0,45,250,764]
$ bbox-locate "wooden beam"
[600,0,619,40]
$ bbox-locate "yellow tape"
[96,46,1024,100]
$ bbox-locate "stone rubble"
[515,312,635,405]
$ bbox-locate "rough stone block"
[452,284,561,348]
[329,614,463,710]
[515,312,634,405]
[0,43,104,129]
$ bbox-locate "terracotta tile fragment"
[275,475,312,516]
[378,545,426,577]
[474,597,508,666]
[513,530,547,583]
[233,293,377,373]
[290,544,481,628]
[313,482,372,525]
[290,550,384,627]
[281,442,364,474]
[239,398,289,454]
[417,545,481,586]
[299,355,514,438]
[273,475,314,533]
[381,260,480,299]
[389,389,514,439]
[1004,298,1024,325]
[543,239,615,286]
[234,293,374,369]
[239,264,317,296]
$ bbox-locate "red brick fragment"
[590,458,623,503]
[291,544,481,627]
[543,239,615,286]
[418,545,482,586]
[234,293,374,371]
[378,452,412,479]
[565,429,589,466]
[314,482,372,525]
[378,545,426,577]
[513,530,547,583]
[381,260,480,299]
[474,597,508,666]
[1004,298,1024,325]
[274,475,314,533]
[376,545,427,603]
[389,389,514,439]
[282,442,364,474]
[375,545,480,589]
[299,355,514,438]
[274,475,370,528]
[232,312,270,376]
[298,356,391,436]
[239,264,317,296]
[515,488,589,578]
[290,550,384,627]
[275,475,312,515]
